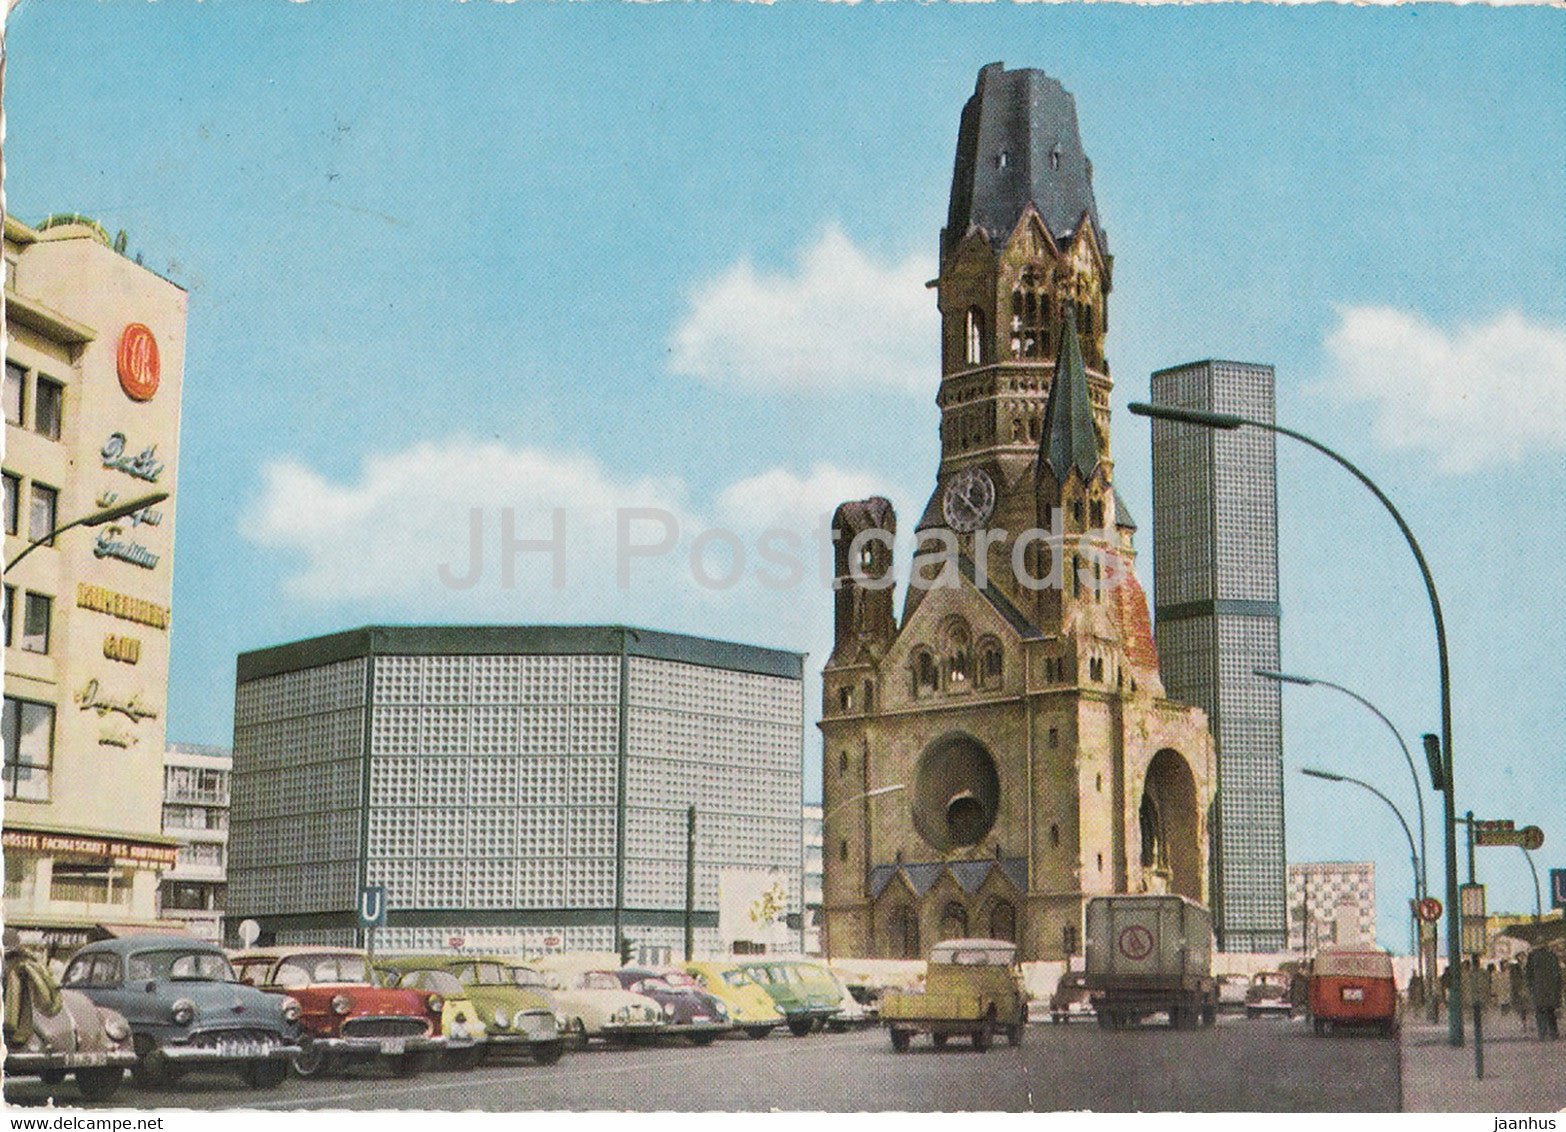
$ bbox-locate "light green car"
[736,959,844,1036]
[377,955,566,1065]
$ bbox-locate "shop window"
[28,483,57,546]
[3,472,17,536]
[33,377,62,440]
[52,863,124,906]
[21,592,51,654]
[4,363,23,427]
[3,696,54,801]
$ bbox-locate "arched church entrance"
[1139,748,1201,900]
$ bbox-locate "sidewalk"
[1401,1015,1566,1112]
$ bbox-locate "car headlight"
[662,1001,676,1018]
[555,1013,570,1031]
[427,994,444,1014]
[714,1001,728,1018]
[280,996,302,1024]
[330,993,353,1015]
[103,1015,130,1043]
[491,1009,510,1030]
[171,998,196,1025]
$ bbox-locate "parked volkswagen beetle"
[62,935,301,1089]
[4,933,136,1101]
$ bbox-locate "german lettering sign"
[357,884,387,929]
[1475,824,1545,850]
[1473,819,1514,834]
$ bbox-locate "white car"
[542,969,665,1045]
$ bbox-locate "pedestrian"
[1437,962,1452,1021]
[1485,962,1501,1013]
[1495,960,1512,1018]
[1524,944,1561,1040]
[1408,972,1426,1013]
[1511,959,1531,1034]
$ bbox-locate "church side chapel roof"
[942,62,1107,260]
[957,555,1045,640]
[868,857,1030,900]
[1038,310,1101,483]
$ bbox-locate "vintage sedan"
[615,968,731,1044]
[231,946,448,1077]
[1245,970,1295,1018]
[682,961,784,1039]
[538,968,665,1045]
[1048,971,1096,1024]
[4,935,137,1101]
[62,936,300,1089]
[375,967,488,1068]
[379,955,562,1065]
[737,959,844,1036]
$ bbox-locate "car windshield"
[720,969,755,988]
[938,947,1013,967]
[634,978,674,994]
[402,970,464,995]
[128,949,235,983]
[466,962,511,986]
[507,966,548,989]
[579,972,621,991]
[274,953,369,987]
[661,972,700,989]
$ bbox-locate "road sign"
[238,918,261,947]
[1416,897,1443,923]
[1473,819,1515,834]
[1460,883,1487,955]
[1475,824,1545,850]
[1553,869,1566,911]
[357,884,387,929]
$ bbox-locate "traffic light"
[1422,733,1446,793]
[619,937,634,966]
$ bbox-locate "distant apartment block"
[1288,861,1376,953]
[158,743,231,943]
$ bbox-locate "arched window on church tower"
[965,307,984,366]
[913,650,938,697]
[978,637,1003,689]
[939,901,969,940]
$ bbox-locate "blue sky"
[8,1,1564,951]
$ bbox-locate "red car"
[231,947,448,1077]
[1308,947,1398,1037]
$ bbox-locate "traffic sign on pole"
[358,884,387,929]
[1417,897,1443,923]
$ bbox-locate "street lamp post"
[1255,666,1437,1018]
[1301,768,1422,952]
[5,491,170,572]
[1130,401,1464,1046]
[819,784,906,960]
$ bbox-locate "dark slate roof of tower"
[1039,309,1101,482]
[942,62,1107,260]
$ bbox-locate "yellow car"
[682,962,785,1040]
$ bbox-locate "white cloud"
[243,439,910,621]
[669,225,937,396]
[1323,306,1566,473]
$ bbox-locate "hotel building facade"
[3,214,186,949]
[227,626,804,957]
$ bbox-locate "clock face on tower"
[942,467,997,533]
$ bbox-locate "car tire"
[932,1032,948,1049]
[787,1017,814,1037]
[75,1067,124,1102]
[1007,1024,1023,1048]
[394,1051,424,1078]
[689,1033,716,1047]
[890,1028,912,1053]
[445,1045,485,1071]
[131,1041,170,1089]
[533,1040,565,1066]
[39,1068,67,1086]
[744,1026,772,1040]
[242,1060,289,1089]
[291,1040,328,1079]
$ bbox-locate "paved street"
[4,1015,1401,1112]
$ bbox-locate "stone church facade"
[819,63,1216,962]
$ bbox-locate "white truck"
[1083,894,1217,1030]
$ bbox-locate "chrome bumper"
[310,1034,449,1057]
[160,1040,302,1063]
[5,1049,138,1073]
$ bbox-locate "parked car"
[378,955,564,1065]
[1245,970,1294,1018]
[1216,973,1251,1014]
[613,968,731,1045]
[377,966,488,1068]
[537,968,665,1045]
[4,935,137,1101]
[736,959,844,1036]
[820,966,872,1031]
[681,961,785,1039]
[230,946,447,1077]
[1049,971,1096,1023]
[882,938,1027,1051]
[61,935,301,1089]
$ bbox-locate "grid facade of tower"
[1150,360,1285,952]
[1287,861,1376,953]
[228,626,804,956]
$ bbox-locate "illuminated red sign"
[116,323,160,401]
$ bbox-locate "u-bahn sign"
[357,884,387,929]
[1476,822,1545,851]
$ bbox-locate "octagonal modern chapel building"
[820,63,1217,963]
